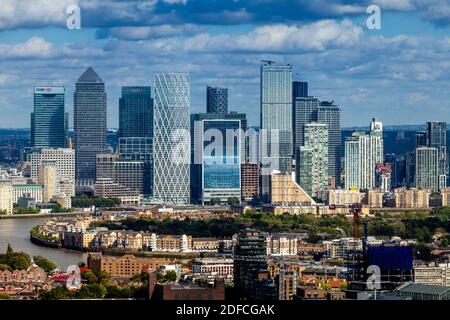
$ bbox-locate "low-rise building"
[368,189,384,208]
[327,189,364,206]
[394,283,450,300]
[414,263,450,287]
[191,258,233,276]
[394,188,430,208]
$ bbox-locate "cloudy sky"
[0,0,449,128]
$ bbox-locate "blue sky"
[0,0,449,128]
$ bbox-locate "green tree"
[0,264,12,272]
[210,198,221,206]
[97,271,111,287]
[76,284,107,299]
[227,197,240,206]
[7,252,31,270]
[81,269,98,284]
[0,293,11,300]
[6,244,13,256]
[39,286,75,300]
[33,255,57,272]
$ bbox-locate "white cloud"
[0,37,53,58]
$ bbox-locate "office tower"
[345,120,384,190]
[415,131,427,148]
[31,87,66,148]
[38,161,58,203]
[292,81,308,99]
[206,86,228,114]
[118,137,153,195]
[0,181,13,215]
[260,63,293,201]
[241,163,259,202]
[426,122,447,189]
[190,113,247,204]
[405,151,416,188]
[234,229,268,300]
[118,86,154,196]
[293,96,319,151]
[297,123,328,199]
[370,118,384,162]
[318,101,341,185]
[153,73,190,204]
[114,161,144,195]
[96,154,119,180]
[119,86,153,138]
[30,148,75,198]
[74,67,107,183]
[415,147,439,192]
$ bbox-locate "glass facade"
[31,87,66,148]
[74,67,108,183]
[202,120,241,203]
[153,73,190,204]
[119,86,153,138]
[206,86,228,114]
[260,63,293,201]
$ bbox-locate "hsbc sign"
[34,87,65,94]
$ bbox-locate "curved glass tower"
[153,73,190,204]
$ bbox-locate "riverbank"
[0,212,90,220]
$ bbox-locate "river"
[0,217,86,270]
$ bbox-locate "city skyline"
[0,1,450,128]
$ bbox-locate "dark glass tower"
[318,101,341,186]
[118,86,154,196]
[74,67,107,183]
[31,87,66,148]
[119,86,153,138]
[292,81,308,99]
[207,86,228,114]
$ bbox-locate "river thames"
[0,217,85,270]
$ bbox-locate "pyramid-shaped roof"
[78,66,103,83]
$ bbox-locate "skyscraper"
[415,131,427,148]
[415,147,439,192]
[426,122,447,189]
[118,86,154,196]
[74,67,107,183]
[344,119,384,190]
[38,160,58,203]
[318,101,341,185]
[31,87,66,148]
[153,73,190,204]
[191,113,246,204]
[293,96,319,151]
[260,63,293,201]
[292,81,308,99]
[119,86,153,138]
[297,123,328,199]
[206,86,228,114]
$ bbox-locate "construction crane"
[261,60,276,65]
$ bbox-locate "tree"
[81,269,98,284]
[39,286,74,300]
[33,255,57,272]
[0,293,10,300]
[227,197,240,206]
[97,271,111,287]
[76,284,107,299]
[210,198,221,206]
[0,264,12,272]
[6,244,13,256]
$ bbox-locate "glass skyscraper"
[153,73,190,204]
[119,86,153,138]
[260,63,293,201]
[31,87,66,148]
[318,101,341,185]
[191,114,244,204]
[426,122,447,189]
[206,86,228,114]
[415,147,439,192]
[74,67,108,183]
[118,86,154,196]
[292,81,308,99]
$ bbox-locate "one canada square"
[74,67,108,183]
[153,73,190,204]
